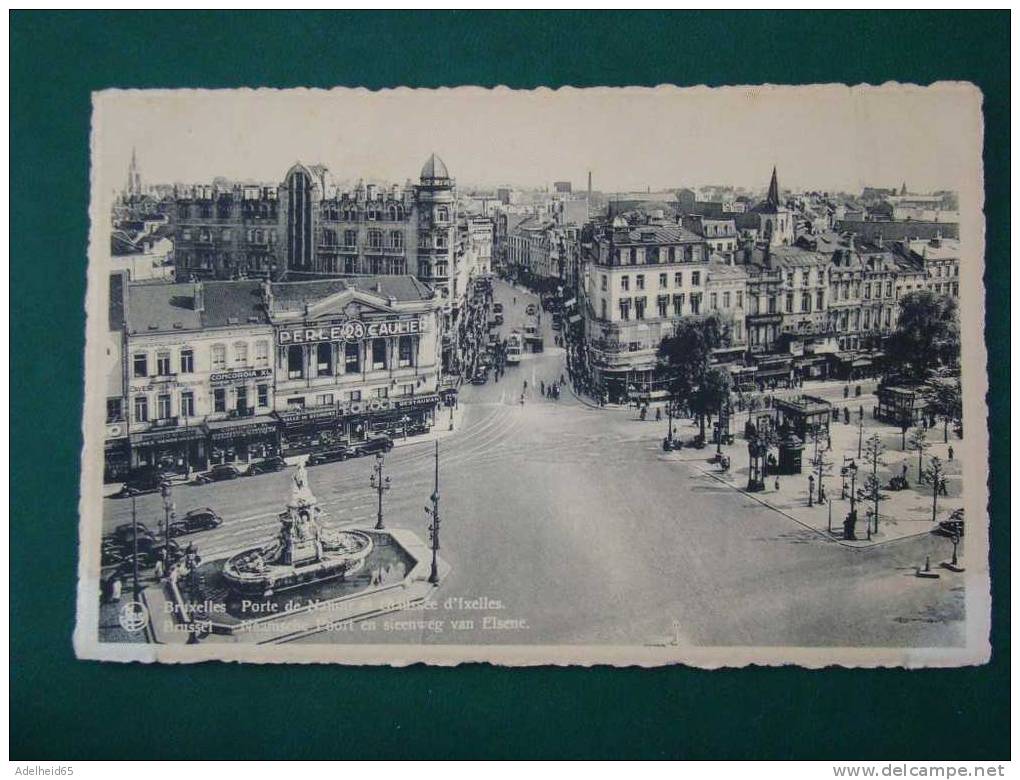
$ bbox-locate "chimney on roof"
[193,281,204,313]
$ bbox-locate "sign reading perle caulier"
[277,318,428,346]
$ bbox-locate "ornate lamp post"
[424,441,441,585]
[160,479,175,557]
[369,453,391,530]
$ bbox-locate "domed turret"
[420,153,451,182]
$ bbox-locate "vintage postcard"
[75,83,990,666]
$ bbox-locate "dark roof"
[613,225,701,246]
[125,282,204,334]
[271,275,434,311]
[200,281,267,328]
[125,280,268,334]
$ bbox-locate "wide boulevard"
[102,279,964,649]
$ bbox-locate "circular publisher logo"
[118,600,149,633]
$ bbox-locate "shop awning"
[130,425,206,446]
[205,415,279,441]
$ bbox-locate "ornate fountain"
[222,461,373,597]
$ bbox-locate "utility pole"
[425,441,441,585]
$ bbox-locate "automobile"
[492,302,504,314]
[117,465,173,497]
[494,314,504,326]
[245,456,288,476]
[525,303,537,315]
[470,371,488,385]
[405,422,430,437]
[169,507,223,537]
[104,538,183,570]
[194,463,243,484]
[935,509,965,538]
[551,317,562,331]
[307,446,351,467]
[351,435,395,457]
[524,325,537,336]
[111,521,156,545]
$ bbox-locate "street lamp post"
[424,441,441,586]
[131,495,140,599]
[370,453,391,530]
[857,416,863,460]
[160,479,175,557]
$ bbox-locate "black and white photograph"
[74,83,989,666]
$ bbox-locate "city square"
[98,276,967,649]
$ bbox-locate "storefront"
[374,393,439,437]
[129,425,207,474]
[275,406,346,456]
[205,416,280,465]
[103,437,131,483]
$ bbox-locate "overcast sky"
[95,84,981,197]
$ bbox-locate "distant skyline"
[95,84,979,198]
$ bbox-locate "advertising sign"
[277,318,427,346]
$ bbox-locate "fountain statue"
[222,459,373,597]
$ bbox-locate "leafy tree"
[658,315,726,439]
[693,366,732,442]
[925,378,962,443]
[885,290,960,380]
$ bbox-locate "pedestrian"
[939,475,949,497]
[774,476,780,492]
[948,444,954,461]
[540,380,545,395]
[153,556,165,581]
[110,577,123,603]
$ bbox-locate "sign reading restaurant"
[277,317,428,346]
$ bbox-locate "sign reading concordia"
[210,368,273,384]
[277,318,427,346]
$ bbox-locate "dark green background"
[10,11,1010,760]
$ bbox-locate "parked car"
[111,521,156,545]
[245,456,288,476]
[169,507,223,537]
[494,314,504,326]
[307,446,351,467]
[470,371,488,385]
[525,303,537,315]
[117,466,172,497]
[492,302,504,314]
[194,463,243,484]
[935,508,965,538]
[351,435,395,457]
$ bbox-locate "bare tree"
[908,425,931,483]
[860,434,887,535]
[921,455,947,524]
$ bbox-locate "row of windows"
[180,228,279,244]
[285,384,411,408]
[132,342,270,378]
[611,245,702,266]
[614,292,705,321]
[603,270,704,293]
[284,337,415,380]
[132,385,272,423]
[321,229,405,250]
[320,204,407,222]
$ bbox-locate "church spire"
[766,166,780,207]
